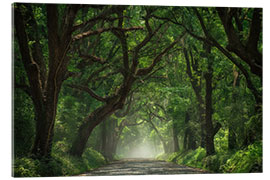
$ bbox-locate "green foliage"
[202,153,232,172]
[245,111,262,142]
[13,89,35,157]
[156,152,170,161]
[13,147,106,177]
[221,141,262,173]
[173,147,207,169]
[167,151,182,162]
[165,141,262,173]
[82,148,106,168]
[214,128,228,153]
[37,157,63,176]
[166,147,230,172]
[13,158,40,177]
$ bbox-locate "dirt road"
[79,158,208,176]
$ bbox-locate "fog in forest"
[115,123,164,159]
[117,140,162,158]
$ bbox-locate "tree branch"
[216,7,262,78]
[150,111,166,121]
[73,27,143,41]
[136,32,186,76]
[61,4,81,44]
[116,93,134,117]
[131,21,164,72]
[62,71,82,81]
[168,11,261,105]
[112,11,130,76]
[67,84,107,102]
[125,120,145,127]
[85,65,111,84]
[14,4,44,103]
[91,70,121,82]
[79,54,106,64]
[193,8,209,38]
[24,4,47,90]
[210,38,261,105]
[247,8,262,50]
[72,6,126,31]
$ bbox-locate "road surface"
[79,158,208,176]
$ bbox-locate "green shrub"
[13,157,40,177]
[83,147,106,168]
[221,141,262,173]
[166,147,207,170]
[37,157,63,177]
[13,147,106,177]
[176,147,207,169]
[156,152,170,161]
[168,152,182,162]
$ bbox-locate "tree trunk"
[204,71,215,155]
[148,118,168,153]
[101,120,107,156]
[69,104,119,157]
[31,99,59,157]
[172,119,180,152]
[14,4,79,158]
[188,132,197,150]
[228,69,240,150]
[183,48,205,148]
[183,111,197,150]
[199,104,206,148]
[104,117,118,161]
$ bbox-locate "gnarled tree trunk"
[69,98,127,157]
[14,4,79,158]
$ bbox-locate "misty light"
[117,140,163,159]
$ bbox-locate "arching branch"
[67,84,107,102]
[136,32,186,76]
[73,27,143,41]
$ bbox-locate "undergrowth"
[13,142,106,177]
[163,141,262,173]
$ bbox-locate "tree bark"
[203,42,216,156]
[101,120,107,156]
[183,48,206,148]
[100,117,119,161]
[69,100,124,157]
[105,118,119,160]
[216,8,262,79]
[204,69,215,155]
[228,68,240,150]
[14,4,80,158]
[183,111,197,150]
[172,119,180,152]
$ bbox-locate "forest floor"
[78,158,208,176]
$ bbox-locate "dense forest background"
[12,3,262,177]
